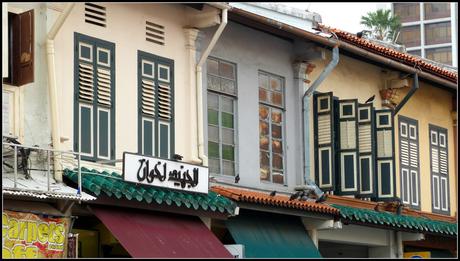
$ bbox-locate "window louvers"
[142,79,155,116]
[375,110,396,201]
[97,68,111,106]
[146,21,165,45]
[357,104,376,197]
[85,3,106,27]
[337,99,359,195]
[158,83,171,119]
[78,63,94,102]
[313,92,336,191]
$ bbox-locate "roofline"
[230,7,457,90]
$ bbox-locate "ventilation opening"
[85,3,106,27]
[146,21,165,46]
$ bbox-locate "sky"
[282,2,392,33]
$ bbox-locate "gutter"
[302,46,339,186]
[194,8,228,165]
[230,7,457,90]
[46,3,75,181]
[394,73,419,115]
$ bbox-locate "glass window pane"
[407,50,421,56]
[398,25,421,48]
[424,3,450,20]
[259,88,268,103]
[223,160,235,176]
[208,109,219,125]
[222,128,234,145]
[209,158,220,174]
[260,136,269,150]
[271,109,282,124]
[270,77,282,91]
[207,75,220,91]
[272,173,284,184]
[259,105,269,120]
[222,144,234,161]
[394,3,420,23]
[207,58,219,75]
[221,79,236,95]
[221,112,234,128]
[259,73,269,89]
[207,92,219,109]
[260,167,270,181]
[425,22,451,45]
[259,121,269,135]
[426,47,452,65]
[221,96,234,113]
[260,151,270,168]
[208,141,220,158]
[271,92,283,107]
[219,61,235,79]
[272,153,283,170]
[208,125,219,142]
[272,124,282,139]
[272,139,283,154]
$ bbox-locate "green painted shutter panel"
[429,125,449,215]
[159,122,169,158]
[375,109,396,201]
[143,119,154,156]
[337,99,359,195]
[98,109,110,158]
[358,104,376,197]
[313,92,335,191]
[80,105,93,155]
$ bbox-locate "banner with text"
[123,152,209,194]
[2,210,70,259]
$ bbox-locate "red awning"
[91,206,232,258]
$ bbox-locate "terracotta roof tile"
[211,186,339,216]
[320,25,458,83]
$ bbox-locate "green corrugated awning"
[63,167,237,215]
[332,204,457,236]
[226,210,322,258]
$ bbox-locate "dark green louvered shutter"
[313,92,335,191]
[375,109,396,201]
[336,99,359,195]
[429,125,450,215]
[357,104,376,197]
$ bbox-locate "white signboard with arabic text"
[122,152,209,194]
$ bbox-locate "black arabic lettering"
[137,159,146,182]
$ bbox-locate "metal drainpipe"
[302,46,339,184]
[394,73,419,115]
[46,3,75,182]
[195,8,228,166]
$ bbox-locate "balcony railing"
[2,138,82,198]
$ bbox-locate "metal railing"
[2,141,82,197]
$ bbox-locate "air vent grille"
[85,3,106,27]
[146,21,165,45]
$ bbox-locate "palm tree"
[360,9,401,43]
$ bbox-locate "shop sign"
[2,210,70,258]
[403,251,431,258]
[123,152,209,194]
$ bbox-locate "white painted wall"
[53,3,198,166]
[201,21,306,192]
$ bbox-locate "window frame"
[74,32,116,163]
[429,124,450,215]
[398,115,421,210]
[137,50,175,159]
[206,56,238,178]
[258,70,286,185]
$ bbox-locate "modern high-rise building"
[392,2,458,67]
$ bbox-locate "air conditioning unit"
[224,244,244,258]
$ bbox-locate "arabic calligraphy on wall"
[123,152,209,194]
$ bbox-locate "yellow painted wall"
[307,49,456,216]
[395,82,456,216]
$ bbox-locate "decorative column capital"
[183,27,200,50]
[292,61,308,80]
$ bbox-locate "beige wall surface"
[307,49,456,216]
[53,3,196,167]
[395,83,456,216]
